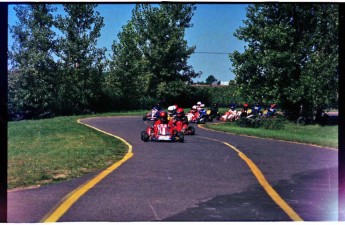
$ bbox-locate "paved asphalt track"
[7,116,339,222]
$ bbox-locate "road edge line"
[41,118,133,223]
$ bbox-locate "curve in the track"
[7,116,338,222]
[43,117,302,222]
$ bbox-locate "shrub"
[236,116,287,130]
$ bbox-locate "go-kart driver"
[190,105,197,113]
[151,103,162,118]
[221,103,238,121]
[168,105,178,119]
[252,102,262,115]
[267,104,277,117]
[196,101,202,111]
[240,103,250,117]
[173,108,189,124]
[153,111,174,136]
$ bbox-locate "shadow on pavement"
[164,167,338,221]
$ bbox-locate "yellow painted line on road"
[200,136,303,222]
[41,119,133,223]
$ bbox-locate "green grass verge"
[204,122,338,149]
[8,111,145,190]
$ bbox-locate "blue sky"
[8,3,249,82]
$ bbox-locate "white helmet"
[200,104,205,108]
[197,101,201,105]
[168,106,174,114]
[192,105,197,110]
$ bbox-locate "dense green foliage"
[54,4,107,114]
[9,5,58,115]
[106,4,201,109]
[236,116,287,130]
[9,4,107,116]
[205,75,217,84]
[8,3,338,119]
[230,4,338,120]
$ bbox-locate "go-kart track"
[8,116,338,222]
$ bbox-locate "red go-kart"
[174,120,195,135]
[141,123,184,142]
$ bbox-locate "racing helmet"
[270,104,277,109]
[243,103,249,108]
[176,108,184,117]
[192,105,197,110]
[168,106,174,115]
[197,101,201,105]
[200,104,205,108]
[159,111,168,123]
[230,104,236,110]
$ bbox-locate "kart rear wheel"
[141,131,146,140]
[143,116,146,121]
[142,132,149,142]
[178,132,184,143]
[188,126,195,135]
[198,118,205,124]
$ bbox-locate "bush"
[236,116,287,130]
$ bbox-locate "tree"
[9,4,58,115]
[230,4,338,120]
[107,21,148,109]
[55,4,106,114]
[108,4,200,107]
[206,75,217,85]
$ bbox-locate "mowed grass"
[204,122,338,149]
[8,111,146,190]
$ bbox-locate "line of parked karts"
[141,102,277,143]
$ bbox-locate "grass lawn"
[203,122,338,149]
[8,111,146,190]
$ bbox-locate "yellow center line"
[199,135,303,221]
[41,119,134,223]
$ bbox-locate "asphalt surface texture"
[7,116,339,222]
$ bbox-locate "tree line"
[8,3,338,121]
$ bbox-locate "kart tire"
[188,126,195,135]
[198,118,205,124]
[141,131,146,140]
[142,132,149,142]
[143,116,146,121]
[178,132,184,143]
